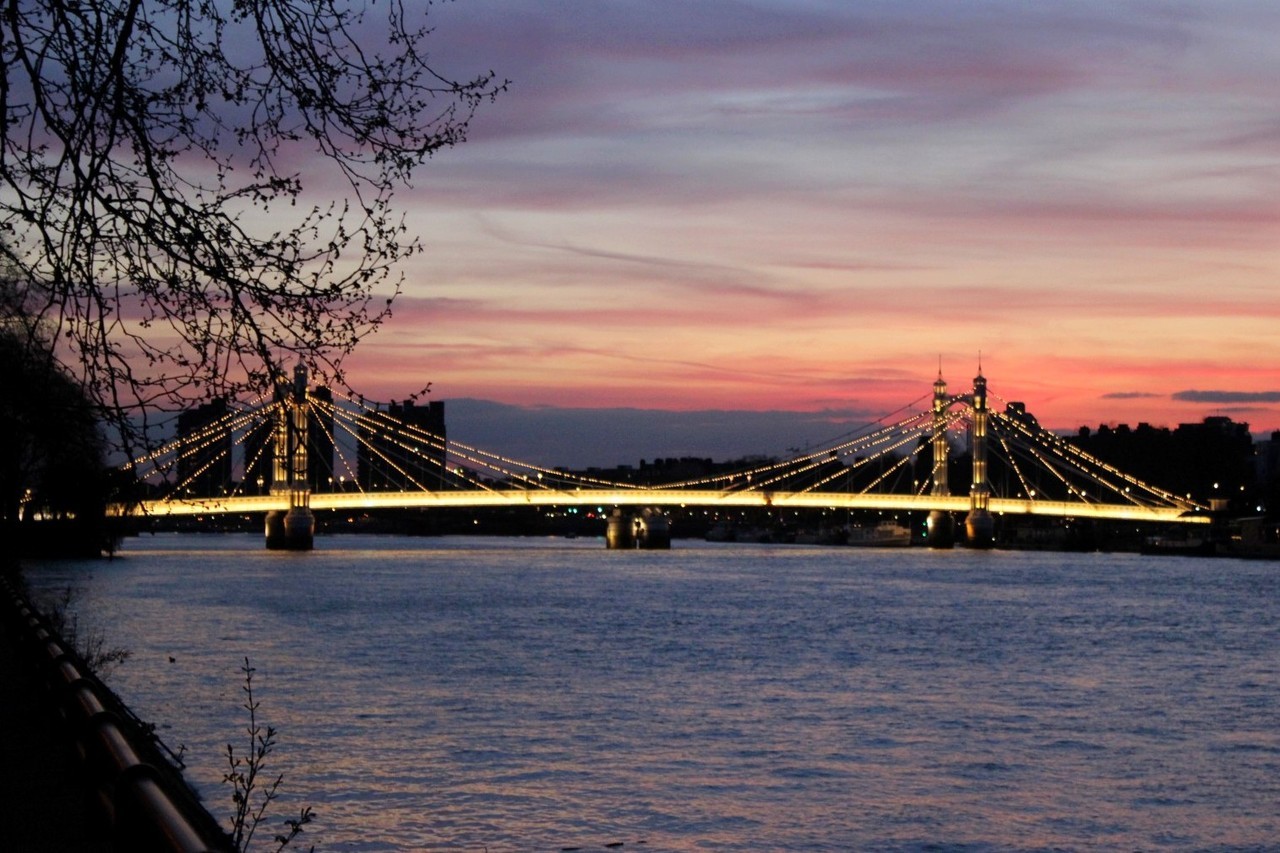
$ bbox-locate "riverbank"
[0,604,110,851]
[1,568,232,852]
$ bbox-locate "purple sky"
[332,1,1279,466]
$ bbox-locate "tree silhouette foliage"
[0,322,111,554]
[0,0,503,451]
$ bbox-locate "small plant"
[223,657,314,852]
[46,585,131,678]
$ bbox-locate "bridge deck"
[117,489,1209,524]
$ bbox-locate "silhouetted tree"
[0,325,110,555]
[0,1,504,453]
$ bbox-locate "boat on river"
[1140,534,1215,557]
[847,520,912,548]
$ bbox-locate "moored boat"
[1139,534,1215,557]
[847,520,912,547]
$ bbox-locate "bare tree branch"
[0,0,505,456]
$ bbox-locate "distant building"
[307,387,336,491]
[357,400,447,490]
[1257,431,1280,483]
[1071,415,1255,507]
[242,414,275,493]
[1255,431,1280,514]
[1003,402,1039,428]
[176,399,233,497]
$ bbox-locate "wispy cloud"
[1173,390,1280,404]
[336,0,1280,444]
[1102,392,1162,400]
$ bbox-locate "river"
[22,533,1280,851]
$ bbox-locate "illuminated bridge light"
[114,373,1209,527]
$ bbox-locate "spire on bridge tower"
[930,368,950,497]
[964,364,995,548]
[926,365,956,547]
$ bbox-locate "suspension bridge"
[111,366,1210,550]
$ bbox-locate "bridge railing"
[1,576,234,852]
[121,488,1210,524]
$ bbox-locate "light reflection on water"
[24,533,1280,851]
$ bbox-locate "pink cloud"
[324,1,1280,444]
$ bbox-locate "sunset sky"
[340,0,1279,465]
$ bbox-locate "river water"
[23,533,1280,851]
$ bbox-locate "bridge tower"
[926,368,955,547]
[264,364,315,550]
[964,367,995,547]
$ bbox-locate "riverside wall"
[0,571,233,852]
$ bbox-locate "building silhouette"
[176,399,233,497]
[357,400,447,490]
[242,415,275,493]
[1072,415,1255,508]
[307,387,336,491]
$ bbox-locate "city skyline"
[331,1,1277,440]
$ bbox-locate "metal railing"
[1,575,233,852]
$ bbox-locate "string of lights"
[305,399,363,491]
[144,405,271,498]
[121,385,1207,521]
[653,407,939,492]
[988,408,1203,510]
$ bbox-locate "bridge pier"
[963,509,994,548]
[265,507,315,551]
[605,508,671,549]
[264,511,286,549]
[926,511,956,548]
